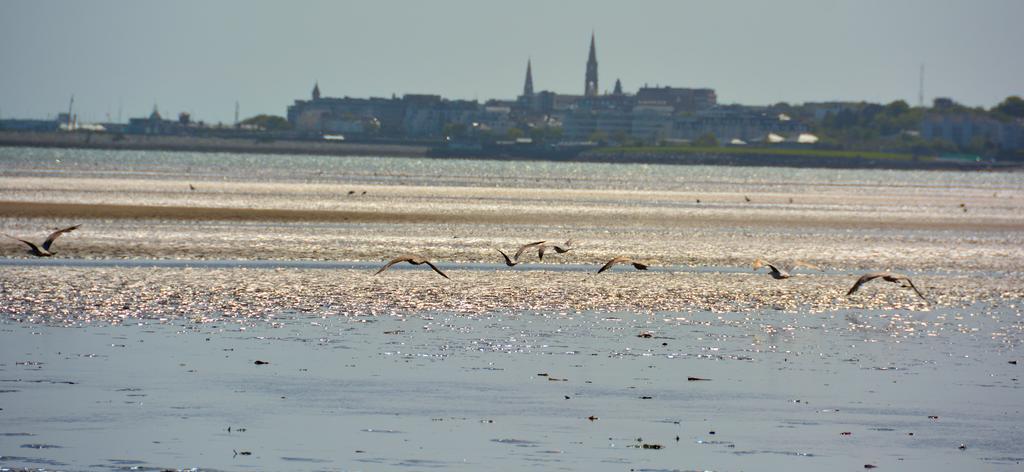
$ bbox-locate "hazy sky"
[2,0,1021,123]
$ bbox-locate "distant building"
[630,102,674,142]
[287,84,407,137]
[127,106,186,135]
[283,33,797,147]
[562,93,636,142]
[670,105,806,143]
[404,95,478,137]
[921,113,1023,150]
[523,60,534,97]
[635,86,717,113]
[0,118,59,132]
[917,98,1021,152]
[562,108,628,142]
[585,33,599,97]
[287,84,492,139]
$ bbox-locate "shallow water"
[4,146,1023,191]
[1,307,1021,471]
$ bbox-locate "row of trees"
[239,114,292,131]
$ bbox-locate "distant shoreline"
[1,130,1017,171]
[0,130,430,158]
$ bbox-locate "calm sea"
[2,146,1020,192]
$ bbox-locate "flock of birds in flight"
[5,226,928,302]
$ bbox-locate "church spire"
[312,82,321,101]
[613,78,623,96]
[585,32,598,97]
[523,59,534,96]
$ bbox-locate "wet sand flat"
[2,199,1023,233]
[3,213,1022,272]
[1,147,1023,470]
[0,266,1022,323]
[2,172,1023,272]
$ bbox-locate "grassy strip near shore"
[593,145,922,161]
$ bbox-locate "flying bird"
[752,259,821,279]
[513,241,548,261]
[4,225,81,257]
[374,255,450,279]
[752,259,791,279]
[846,272,927,301]
[550,239,576,254]
[597,256,649,274]
[511,239,575,262]
[538,239,576,261]
[497,249,521,267]
[189,183,196,191]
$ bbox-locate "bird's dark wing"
[5,234,42,253]
[537,244,548,261]
[42,224,80,251]
[552,239,575,253]
[497,249,517,267]
[846,273,883,296]
[768,264,791,278]
[514,241,546,261]
[423,260,450,279]
[901,277,928,302]
[631,262,649,271]
[597,257,624,274]
[373,257,410,276]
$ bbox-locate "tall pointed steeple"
[613,78,623,96]
[312,82,321,101]
[585,32,598,97]
[523,59,534,96]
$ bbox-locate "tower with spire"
[312,82,321,101]
[585,33,599,97]
[523,59,534,97]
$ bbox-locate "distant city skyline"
[1,0,1022,123]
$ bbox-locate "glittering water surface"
[4,146,1021,190]
[1,309,1021,471]
[0,147,1023,471]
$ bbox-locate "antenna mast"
[67,94,75,130]
[918,64,925,107]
